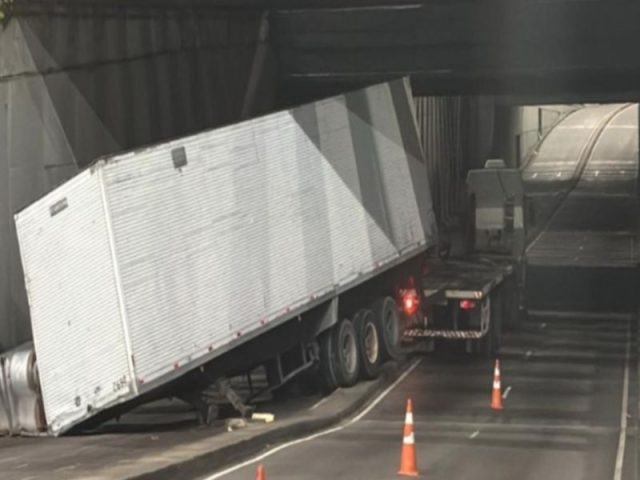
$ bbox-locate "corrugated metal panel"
[414,96,465,227]
[16,79,435,433]
[102,79,430,385]
[14,170,133,434]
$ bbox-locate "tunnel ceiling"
[7,0,640,102]
[270,1,640,101]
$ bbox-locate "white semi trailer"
[12,78,438,435]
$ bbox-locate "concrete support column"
[466,96,496,170]
[491,105,522,168]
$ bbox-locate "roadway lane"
[527,104,639,267]
[522,104,626,240]
[201,104,640,480]
[202,312,635,480]
[523,104,624,187]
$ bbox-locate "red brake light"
[402,290,419,316]
[459,299,476,311]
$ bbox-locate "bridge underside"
[271,1,640,103]
[6,1,640,102]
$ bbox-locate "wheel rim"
[363,322,379,364]
[342,331,358,374]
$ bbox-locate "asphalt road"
[201,104,640,480]
[202,312,636,480]
[522,104,623,187]
[527,104,639,267]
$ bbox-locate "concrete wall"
[0,9,277,351]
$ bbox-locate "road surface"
[203,312,635,480]
[201,104,640,480]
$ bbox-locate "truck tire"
[501,277,519,330]
[492,288,503,354]
[478,327,495,358]
[478,290,502,357]
[317,329,339,393]
[353,309,383,379]
[333,318,361,388]
[371,297,402,361]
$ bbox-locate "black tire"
[353,309,383,379]
[492,289,503,354]
[317,328,338,393]
[332,318,361,388]
[501,278,519,330]
[478,292,501,357]
[478,326,495,358]
[371,297,402,361]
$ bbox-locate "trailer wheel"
[371,297,402,361]
[333,318,361,388]
[317,329,339,393]
[492,289,503,353]
[354,309,383,379]
[478,290,501,357]
[479,333,494,357]
[501,277,519,330]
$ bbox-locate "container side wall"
[14,170,132,435]
[99,80,435,385]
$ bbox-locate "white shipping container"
[15,78,436,435]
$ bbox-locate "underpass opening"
[522,102,640,314]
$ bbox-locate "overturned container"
[14,78,436,435]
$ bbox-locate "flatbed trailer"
[404,257,519,356]
[403,159,527,356]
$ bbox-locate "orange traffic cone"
[491,359,504,410]
[256,464,266,480]
[398,398,419,477]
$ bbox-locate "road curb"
[126,362,404,480]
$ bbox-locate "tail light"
[459,299,476,311]
[401,289,420,316]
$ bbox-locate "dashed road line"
[502,386,512,400]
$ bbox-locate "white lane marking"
[469,430,480,439]
[525,350,533,359]
[613,322,631,480]
[309,396,330,411]
[204,359,423,479]
[55,465,76,471]
[502,386,512,400]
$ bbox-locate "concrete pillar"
[491,105,522,168]
[463,96,496,171]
